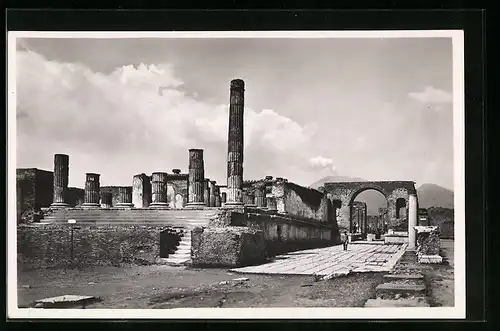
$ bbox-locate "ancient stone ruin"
[16,79,425,269]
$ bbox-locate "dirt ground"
[425,239,455,307]
[17,264,385,308]
[16,240,455,309]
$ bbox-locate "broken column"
[132,173,151,208]
[186,149,205,207]
[214,186,221,207]
[82,173,100,208]
[100,192,112,208]
[209,180,216,207]
[408,193,418,249]
[51,154,69,208]
[150,172,169,208]
[225,79,245,207]
[203,179,210,207]
[116,187,133,208]
[255,182,267,208]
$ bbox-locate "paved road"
[231,243,407,276]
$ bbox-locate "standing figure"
[343,231,349,251]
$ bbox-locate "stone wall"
[17,224,184,270]
[270,181,330,223]
[167,174,188,208]
[201,208,339,260]
[101,186,133,206]
[17,168,53,223]
[191,227,266,267]
[67,187,84,207]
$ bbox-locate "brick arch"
[347,184,390,207]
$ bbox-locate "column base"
[149,202,170,209]
[115,203,134,208]
[50,202,69,209]
[100,204,112,208]
[81,203,100,208]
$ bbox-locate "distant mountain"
[309,177,454,214]
[417,183,454,209]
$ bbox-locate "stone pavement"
[231,243,407,276]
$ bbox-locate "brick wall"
[167,175,188,208]
[67,187,84,206]
[17,224,184,270]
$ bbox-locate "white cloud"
[308,156,337,173]
[408,86,452,105]
[15,50,318,186]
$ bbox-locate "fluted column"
[100,192,112,208]
[225,79,245,206]
[215,186,221,207]
[51,154,69,208]
[204,179,210,207]
[186,149,205,207]
[209,180,216,207]
[82,173,100,208]
[116,187,133,207]
[150,172,169,208]
[255,182,267,208]
[133,173,151,208]
[266,197,277,212]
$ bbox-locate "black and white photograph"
[8,30,465,319]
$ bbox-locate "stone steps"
[41,209,218,226]
[162,232,193,265]
[365,250,430,307]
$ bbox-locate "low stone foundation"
[415,226,442,264]
[384,235,409,244]
[191,226,266,267]
[17,224,183,270]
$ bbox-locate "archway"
[395,197,408,231]
[350,188,389,237]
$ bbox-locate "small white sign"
[67,219,77,224]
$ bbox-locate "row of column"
[49,152,227,209]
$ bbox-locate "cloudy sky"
[14,36,454,190]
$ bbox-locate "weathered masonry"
[324,181,419,249]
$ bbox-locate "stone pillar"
[225,79,245,206]
[267,197,277,211]
[116,187,133,207]
[255,182,267,208]
[208,180,216,207]
[132,173,151,208]
[82,173,100,208]
[203,179,210,207]
[221,192,227,204]
[150,172,169,208]
[408,193,418,250]
[271,178,286,213]
[51,154,69,208]
[214,186,221,207]
[186,149,205,207]
[100,192,112,208]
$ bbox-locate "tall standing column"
[186,149,205,207]
[82,173,100,208]
[116,187,133,208]
[133,173,151,208]
[225,79,245,206]
[209,180,216,207]
[51,154,69,208]
[255,182,267,208]
[408,193,418,250]
[150,172,169,208]
[204,179,210,207]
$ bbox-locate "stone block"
[375,283,426,299]
[418,254,443,264]
[364,297,429,307]
[191,226,266,267]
